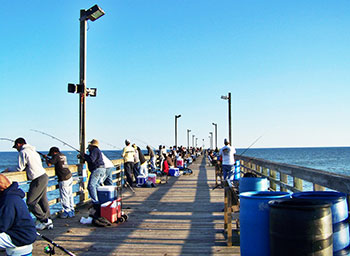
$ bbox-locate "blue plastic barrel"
[239,177,268,193]
[240,191,291,256]
[293,191,350,254]
[233,160,240,180]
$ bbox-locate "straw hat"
[89,139,99,147]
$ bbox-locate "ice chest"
[97,186,118,204]
[100,199,121,223]
[176,159,184,168]
[169,168,180,176]
[147,173,156,184]
[137,175,146,186]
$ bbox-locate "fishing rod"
[0,138,14,142]
[99,140,122,150]
[37,232,76,256]
[30,129,81,153]
[239,135,264,157]
[133,138,156,150]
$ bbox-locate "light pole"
[187,129,191,149]
[175,114,181,148]
[195,138,198,148]
[212,122,217,149]
[68,5,105,164]
[202,139,204,148]
[221,92,232,143]
[192,134,195,147]
[209,132,213,149]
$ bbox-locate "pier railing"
[223,154,350,246]
[3,159,126,216]
[236,155,350,194]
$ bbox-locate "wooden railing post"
[293,177,303,191]
[270,169,277,191]
[280,173,288,192]
[313,184,326,191]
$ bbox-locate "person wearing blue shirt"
[0,174,37,256]
[83,139,106,214]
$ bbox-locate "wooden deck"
[30,155,240,255]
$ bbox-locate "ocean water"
[236,147,350,176]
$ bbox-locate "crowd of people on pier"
[0,136,226,255]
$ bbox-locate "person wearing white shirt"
[219,139,236,181]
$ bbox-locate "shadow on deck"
[30,155,240,255]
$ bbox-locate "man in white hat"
[219,138,236,182]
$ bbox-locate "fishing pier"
[2,153,350,255]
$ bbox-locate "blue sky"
[1,1,350,151]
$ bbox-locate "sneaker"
[68,211,75,218]
[60,211,69,219]
[36,218,53,230]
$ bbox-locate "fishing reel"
[44,244,55,255]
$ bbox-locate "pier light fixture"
[192,134,195,147]
[220,92,232,143]
[187,129,191,149]
[80,5,105,22]
[212,122,217,149]
[68,5,105,166]
[175,114,181,148]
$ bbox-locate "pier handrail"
[236,154,350,194]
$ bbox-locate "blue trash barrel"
[269,198,333,256]
[240,191,291,256]
[239,177,268,193]
[233,160,240,180]
[293,191,350,254]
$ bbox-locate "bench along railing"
[3,158,125,216]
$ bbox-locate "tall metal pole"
[187,129,191,149]
[209,132,213,149]
[192,135,195,147]
[175,115,181,148]
[79,9,87,164]
[228,92,232,143]
[175,116,177,148]
[212,123,217,149]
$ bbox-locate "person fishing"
[0,174,37,256]
[45,147,75,218]
[122,140,136,187]
[146,145,156,172]
[81,139,106,217]
[11,138,53,230]
[219,138,236,182]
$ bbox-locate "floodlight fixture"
[80,5,105,22]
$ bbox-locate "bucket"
[240,191,291,256]
[97,186,118,204]
[269,198,333,256]
[239,177,268,193]
[233,160,240,180]
[292,191,350,253]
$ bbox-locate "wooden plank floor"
[28,155,240,255]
